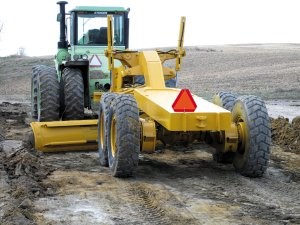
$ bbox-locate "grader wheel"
[98,93,118,166]
[212,91,237,111]
[231,95,271,177]
[212,91,237,163]
[165,78,176,88]
[61,68,84,120]
[32,65,60,121]
[107,94,140,177]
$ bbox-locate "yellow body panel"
[140,118,156,153]
[134,87,231,131]
[139,51,166,89]
[93,91,102,103]
[31,120,98,152]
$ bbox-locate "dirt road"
[0,44,300,224]
[0,102,299,225]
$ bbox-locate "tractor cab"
[69,6,129,49]
[56,2,129,111]
[73,8,128,47]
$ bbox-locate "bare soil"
[0,44,300,225]
[271,116,300,154]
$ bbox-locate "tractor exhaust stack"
[57,1,68,49]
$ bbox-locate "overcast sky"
[0,0,300,56]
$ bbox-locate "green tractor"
[31,1,130,121]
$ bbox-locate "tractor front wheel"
[34,65,60,121]
[232,95,271,177]
[107,94,140,177]
[31,68,38,119]
[61,68,84,120]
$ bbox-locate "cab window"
[77,12,125,46]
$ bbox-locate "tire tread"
[62,68,84,120]
[107,94,140,177]
[233,95,271,177]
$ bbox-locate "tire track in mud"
[116,181,199,225]
[160,162,300,224]
[136,149,300,224]
[128,183,170,225]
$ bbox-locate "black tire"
[107,94,140,177]
[212,91,237,111]
[212,91,237,163]
[98,93,118,167]
[232,95,271,177]
[165,78,176,88]
[31,67,38,119]
[61,68,84,120]
[35,65,60,121]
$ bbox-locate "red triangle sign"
[172,89,197,112]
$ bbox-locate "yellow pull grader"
[31,3,271,178]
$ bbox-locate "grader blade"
[30,120,98,152]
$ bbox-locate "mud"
[0,102,30,140]
[271,116,300,154]
[0,103,54,225]
[0,102,299,225]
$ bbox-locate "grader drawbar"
[31,3,271,178]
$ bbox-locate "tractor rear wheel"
[107,94,140,177]
[212,91,237,163]
[61,68,84,120]
[232,95,271,177]
[98,93,118,167]
[34,65,60,121]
